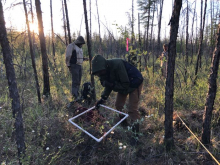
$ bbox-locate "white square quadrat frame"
[68,104,129,142]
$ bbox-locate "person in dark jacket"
[65,36,88,105]
[92,55,143,144]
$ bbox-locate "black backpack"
[80,82,94,104]
[123,60,143,88]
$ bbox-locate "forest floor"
[0,59,220,165]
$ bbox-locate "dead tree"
[23,0,41,103]
[0,1,25,163]
[83,0,96,101]
[50,0,56,58]
[30,0,36,51]
[190,0,196,65]
[185,0,189,66]
[194,0,207,84]
[202,23,220,145]
[157,0,164,57]
[90,0,92,39]
[35,0,50,96]
[164,0,182,151]
[138,13,142,72]
[63,0,71,44]
[62,0,68,46]
[95,0,102,51]
[131,0,134,45]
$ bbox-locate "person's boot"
[130,123,139,146]
[119,114,129,128]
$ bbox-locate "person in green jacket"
[92,55,143,144]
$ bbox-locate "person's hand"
[95,98,105,109]
[101,81,114,88]
[68,66,71,72]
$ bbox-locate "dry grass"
[0,56,220,165]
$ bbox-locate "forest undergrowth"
[0,52,220,165]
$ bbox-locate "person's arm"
[65,44,73,67]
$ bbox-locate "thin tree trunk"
[95,0,102,52]
[202,23,220,145]
[0,1,25,164]
[164,0,182,151]
[23,0,41,103]
[138,13,142,72]
[157,0,164,57]
[194,0,207,84]
[90,0,92,40]
[131,0,134,45]
[62,0,68,46]
[63,0,71,44]
[83,0,96,101]
[50,0,56,59]
[150,1,155,76]
[146,0,150,52]
[35,0,50,96]
[190,0,196,65]
[184,0,189,84]
[185,0,189,66]
[150,1,155,52]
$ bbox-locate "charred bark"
[62,0,68,46]
[157,0,164,57]
[194,0,207,84]
[23,0,41,103]
[202,23,220,145]
[50,0,56,59]
[164,0,182,151]
[0,1,25,163]
[63,0,71,44]
[35,0,50,96]
[83,0,96,101]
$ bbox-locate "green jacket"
[92,55,138,100]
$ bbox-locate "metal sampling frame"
[68,104,129,142]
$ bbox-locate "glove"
[95,98,105,109]
[101,81,114,88]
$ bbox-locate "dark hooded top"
[92,55,143,100]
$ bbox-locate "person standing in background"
[65,36,88,106]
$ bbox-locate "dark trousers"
[70,64,82,99]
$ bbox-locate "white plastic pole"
[68,104,129,142]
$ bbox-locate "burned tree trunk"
[190,0,196,65]
[62,0,68,46]
[0,1,25,163]
[185,0,189,66]
[131,0,134,45]
[164,0,182,151]
[184,0,189,84]
[63,0,71,44]
[50,0,56,58]
[83,0,96,101]
[23,0,41,103]
[96,0,101,44]
[202,23,220,145]
[138,13,142,72]
[194,0,207,84]
[30,0,37,57]
[35,0,50,96]
[157,0,164,57]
